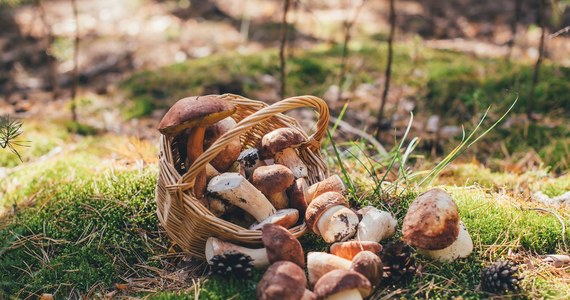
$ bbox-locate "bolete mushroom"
[237,148,266,178]
[207,172,276,222]
[205,237,269,268]
[204,117,242,172]
[305,192,359,243]
[306,175,346,203]
[261,128,308,178]
[402,188,459,250]
[261,223,305,268]
[252,165,295,210]
[158,95,236,198]
[250,209,299,230]
[257,261,308,300]
[349,251,383,288]
[418,222,473,262]
[355,206,397,243]
[287,178,310,217]
[307,252,352,286]
[313,269,372,300]
[330,241,383,260]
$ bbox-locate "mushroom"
[402,188,460,250]
[207,172,276,222]
[418,222,473,262]
[307,252,352,286]
[313,269,372,300]
[355,206,397,243]
[205,237,269,268]
[250,209,299,230]
[158,95,236,198]
[252,165,295,210]
[330,241,383,260]
[204,117,242,172]
[287,177,310,217]
[257,261,308,300]
[305,192,359,243]
[261,223,305,268]
[306,175,346,203]
[349,251,383,288]
[261,128,308,178]
[237,148,266,178]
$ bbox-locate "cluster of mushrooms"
[158,96,474,299]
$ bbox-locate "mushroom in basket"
[158,95,236,198]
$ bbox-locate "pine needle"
[0,115,29,162]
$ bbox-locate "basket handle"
[176,94,330,192]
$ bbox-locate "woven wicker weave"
[155,94,330,259]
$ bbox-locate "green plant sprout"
[0,115,28,162]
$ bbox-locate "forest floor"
[1,0,570,299]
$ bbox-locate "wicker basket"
[155,94,330,259]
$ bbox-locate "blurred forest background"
[1,0,570,299]
[1,0,569,170]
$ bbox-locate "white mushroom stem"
[419,222,473,262]
[326,289,362,300]
[207,173,276,222]
[205,237,269,269]
[316,206,359,243]
[237,148,266,178]
[307,252,352,286]
[355,206,397,243]
[275,148,308,178]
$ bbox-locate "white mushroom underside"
[419,222,473,262]
[274,148,308,178]
[317,206,359,243]
[325,289,363,300]
[207,172,276,221]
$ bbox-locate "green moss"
[540,174,570,198]
[0,166,164,298]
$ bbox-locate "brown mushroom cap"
[314,269,372,299]
[330,241,383,260]
[158,95,235,136]
[257,261,307,300]
[350,251,383,288]
[402,188,460,250]
[305,192,349,234]
[261,128,307,158]
[250,209,299,230]
[261,223,305,268]
[252,165,295,196]
[307,175,346,202]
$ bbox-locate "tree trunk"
[376,0,396,134]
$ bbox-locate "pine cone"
[378,241,417,285]
[208,251,254,278]
[480,261,521,294]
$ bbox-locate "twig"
[329,116,387,155]
[337,0,368,102]
[376,0,396,134]
[528,0,546,120]
[279,0,291,99]
[35,0,59,99]
[70,0,80,122]
[549,25,570,39]
[506,0,521,61]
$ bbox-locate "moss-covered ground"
[1,41,569,299]
[1,125,569,299]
